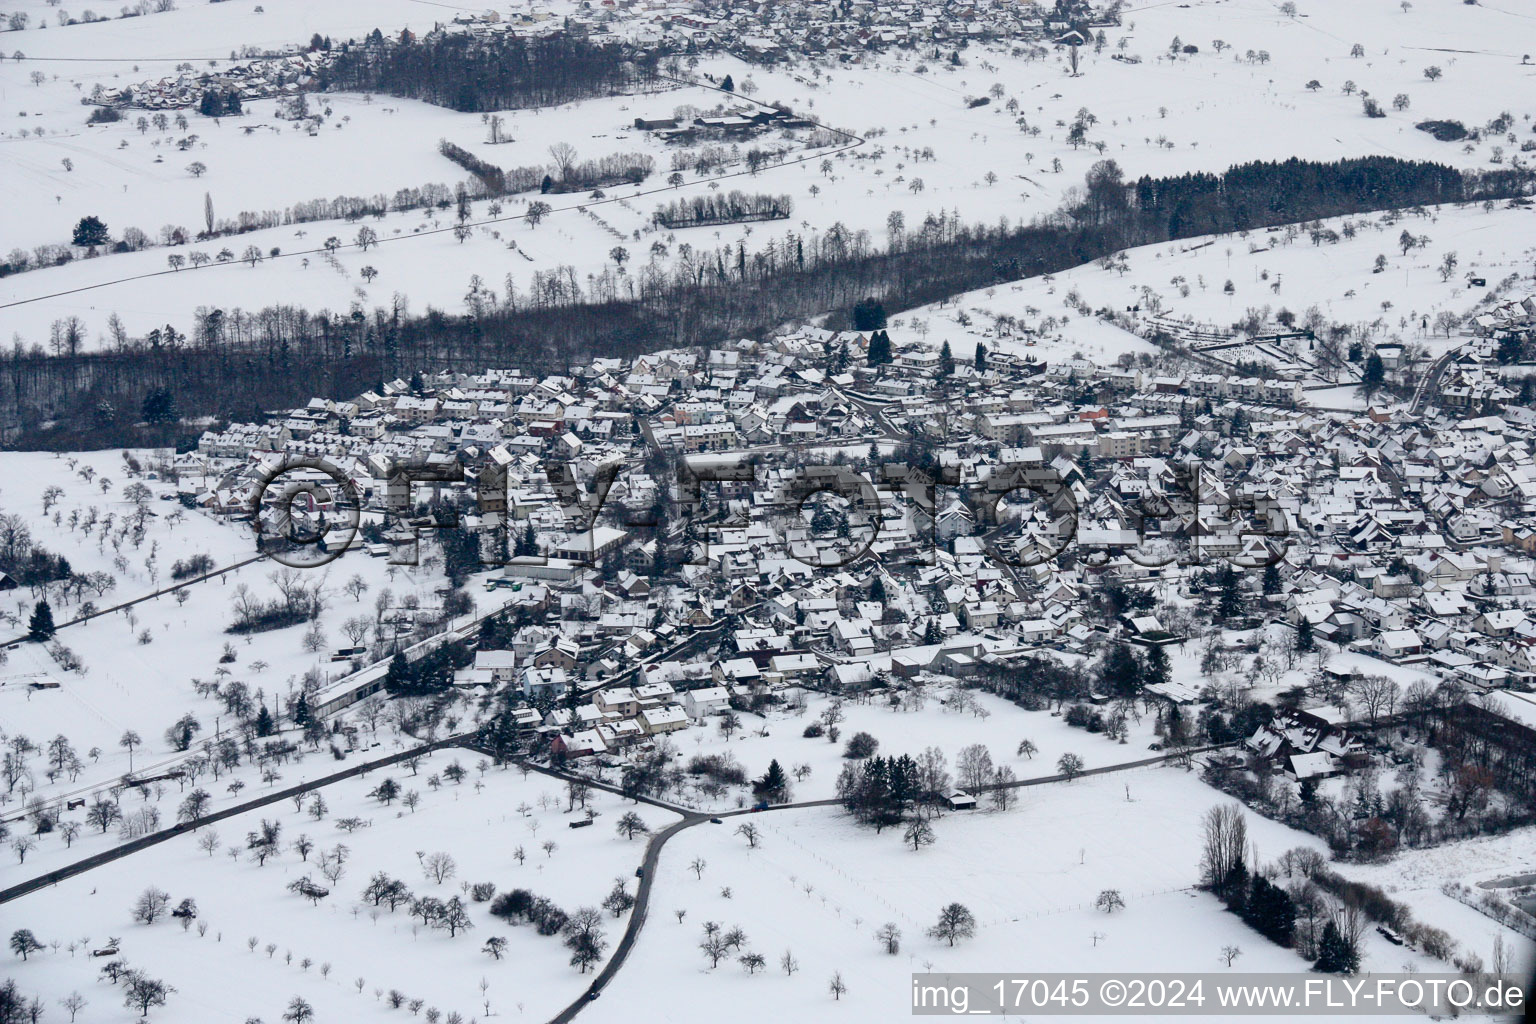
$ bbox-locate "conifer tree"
[1296,616,1316,652]
[1313,920,1358,973]
[28,600,55,642]
[755,759,789,803]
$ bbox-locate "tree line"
[5,156,1533,449]
[440,141,656,198]
[1125,157,1524,238]
[1199,803,1468,975]
[320,28,665,112]
[654,191,794,229]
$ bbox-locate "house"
[639,705,689,735]
[472,649,518,684]
[518,666,570,698]
[612,570,651,598]
[554,526,628,563]
[593,686,639,718]
[1246,709,1366,765]
[633,681,676,704]
[961,601,1001,630]
[598,719,646,749]
[532,637,579,671]
[1473,610,1526,638]
[828,661,876,689]
[943,790,978,810]
[769,652,820,682]
[1375,629,1424,661]
[682,685,731,721]
[552,729,605,759]
[712,658,762,688]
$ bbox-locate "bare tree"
[548,142,578,181]
[903,819,936,852]
[1200,804,1248,892]
[132,886,171,924]
[342,616,370,647]
[615,812,648,840]
[956,744,993,790]
[423,852,457,885]
[927,903,976,946]
[991,766,1017,809]
[699,930,730,968]
[1351,675,1397,727]
[60,992,88,1022]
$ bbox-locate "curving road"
[540,742,1230,1023]
[1410,344,1462,416]
[3,721,1228,1022]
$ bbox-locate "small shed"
[944,790,978,810]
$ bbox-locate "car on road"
[709,817,723,824]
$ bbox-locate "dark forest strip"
[3,157,1531,450]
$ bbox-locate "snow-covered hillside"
[4,0,1533,348]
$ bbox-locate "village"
[4,0,1536,1017]
[169,285,1536,806]
[85,0,1114,117]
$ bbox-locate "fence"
[1442,882,1536,942]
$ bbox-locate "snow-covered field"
[4,754,673,1023]
[4,0,1534,348]
[4,0,1536,1018]
[622,685,1163,811]
[887,200,1536,374]
[583,767,1510,1024]
[0,447,518,877]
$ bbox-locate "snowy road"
[0,732,471,905]
[539,743,1233,1023]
